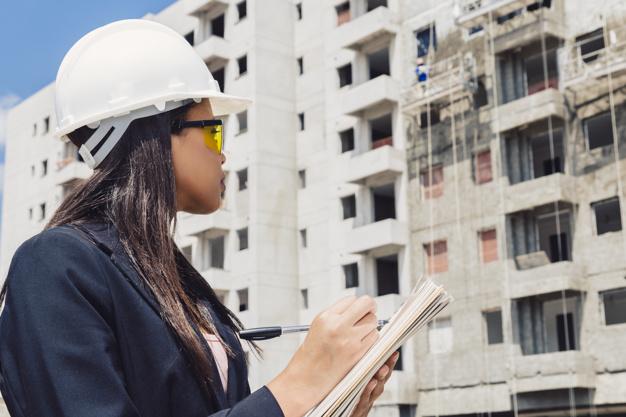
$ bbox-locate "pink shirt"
[200,330,229,394]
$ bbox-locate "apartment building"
[404,0,626,416]
[0,0,416,415]
[4,0,626,416]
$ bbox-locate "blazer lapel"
[71,222,235,409]
[70,222,163,317]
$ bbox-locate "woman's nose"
[220,152,226,164]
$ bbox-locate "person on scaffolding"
[415,57,430,83]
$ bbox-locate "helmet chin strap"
[79,99,193,169]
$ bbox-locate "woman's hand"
[267,295,380,417]
[349,351,400,417]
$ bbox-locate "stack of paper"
[304,278,452,417]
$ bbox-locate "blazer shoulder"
[13,225,101,260]
[7,225,113,298]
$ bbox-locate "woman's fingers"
[369,352,401,398]
[351,352,400,417]
[327,295,358,314]
[342,295,377,327]
[370,378,385,400]
[376,365,389,381]
[359,326,380,350]
[354,312,378,339]
[350,379,378,417]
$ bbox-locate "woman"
[0,19,398,417]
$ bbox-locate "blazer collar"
[67,221,163,317]
[65,221,236,409]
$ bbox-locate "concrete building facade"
[404,0,626,416]
[2,0,626,416]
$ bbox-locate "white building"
[4,0,626,416]
[1,0,414,415]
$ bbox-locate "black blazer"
[0,222,285,417]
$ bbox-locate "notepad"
[304,278,452,417]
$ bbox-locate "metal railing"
[455,0,544,27]
[559,25,626,88]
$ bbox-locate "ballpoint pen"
[238,319,390,341]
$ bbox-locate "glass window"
[601,288,626,325]
[484,310,503,344]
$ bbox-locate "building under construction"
[2,0,626,416]
[404,0,626,416]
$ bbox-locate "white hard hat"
[54,19,252,168]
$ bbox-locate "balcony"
[560,25,626,93]
[508,261,586,299]
[504,173,576,213]
[55,158,91,185]
[184,0,229,16]
[200,267,231,291]
[177,210,231,237]
[341,75,400,116]
[456,0,554,28]
[494,88,566,133]
[334,6,398,51]
[347,218,408,257]
[195,35,230,66]
[344,145,404,188]
[491,10,565,54]
[512,351,596,393]
[456,0,536,28]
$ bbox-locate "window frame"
[592,196,623,235]
[584,111,614,151]
[600,287,626,326]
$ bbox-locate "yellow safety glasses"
[171,119,224,154]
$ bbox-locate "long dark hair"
[0,102,261,406]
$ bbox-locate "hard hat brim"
[54,90,252,138]
[203,91,253,117]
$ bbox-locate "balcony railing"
[340,75,400,116]
[456,0,551,29]
[494,88,566,133]
[504,172,576,213]
[344,144,404,187]
[559,25,626,91]
[512,351,595,393]
[195,35,230,65]
[184,0,228,17]
[334,6,398,50]
[347,218,408,256]
[508,260,586,299]
[55,157,92,185]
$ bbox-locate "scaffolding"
[454,0,552,29]
[401,1,623,416]
[559,24,626,92]
[403,52,476,114]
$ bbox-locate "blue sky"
[0,0,175,245]
[0,0,175,99]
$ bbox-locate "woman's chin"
[182,202,220,215]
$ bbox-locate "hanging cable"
[486,8,520,417]
[537,4,578,416]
